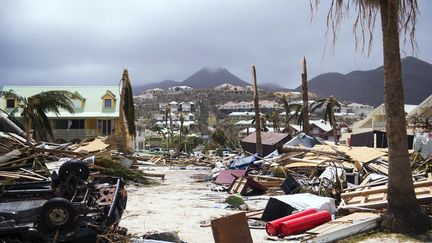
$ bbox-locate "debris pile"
[0,116,154,242]
[190,132,432,242]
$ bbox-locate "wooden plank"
[342,180,432,199]
[0,172,44,181]
[211,212,253,243]
[20,168,49,180]
[429,173,432,195]
[0,154,41,167]
[142,172,165,180]
[35,147,87,156]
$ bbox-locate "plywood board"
[73,138,109,153]
[306,212,379,242]
[211,212,253,243]
[337,146,387,163]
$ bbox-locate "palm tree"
[311,96,341,144]
[271,111,280,133]
[178,112,185,155]
[0,89,79,141]
[211,127,226,147]
[283,100,305,134]
[118,69,136,153]
[252,65,263,157]
[164,105,174,148]
[121,70,136,137]
[164,106,170,129]
[314,0,427,232]
[280,95,304,134]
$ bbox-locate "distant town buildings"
[218,100,279,113]
[334,102,374,118]
[213,83,254,95]
[154,100,198,131]
[167,86,193,94]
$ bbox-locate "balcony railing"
[53,129,99,141]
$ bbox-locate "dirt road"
[120,166,269,243]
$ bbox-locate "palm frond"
[123,81,136,137]
[311,99,327,112]
[32,91,77,114]
[36,109,54,139]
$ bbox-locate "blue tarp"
[230,154,258,169]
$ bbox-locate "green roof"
[1,85,121,118]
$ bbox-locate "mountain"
[294,56,432,106]
[133,67,251,94]
[259,82,291,91]
[182,67,250,89]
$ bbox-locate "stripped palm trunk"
[301,57,310,135]
[252,65,263,157]
[331,111,338,145]
[118,69,136,154]
[379,0,428,232]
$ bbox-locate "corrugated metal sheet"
[241,132,289,146]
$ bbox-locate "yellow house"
[1,85,121,141]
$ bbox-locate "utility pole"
[252,65,263,157]
[301,57,310,135]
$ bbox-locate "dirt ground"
[120,166,270,243]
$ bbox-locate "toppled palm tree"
[0,89,79,141]
[312,0,428,233]
[311,96,341,144]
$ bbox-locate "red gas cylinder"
[280,211,332,236]
[265,208,318,236]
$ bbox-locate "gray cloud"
[0,0,431,88]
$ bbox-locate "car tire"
[58,160,90,184]
[39,197,77,231]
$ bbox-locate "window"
[72,99,82,109]
[104,99,112,108]
[6,99,15,108]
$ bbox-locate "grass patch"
[340,230,425,243]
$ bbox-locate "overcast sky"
[1,0,431,89]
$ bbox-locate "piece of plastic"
[265,208,318,236]
[280,210,332,236]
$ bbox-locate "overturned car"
[0,160,127,242]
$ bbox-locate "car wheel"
[39,197,77,231]
[58,160,90,184]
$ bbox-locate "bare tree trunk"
[252,65,263,157]
[301,57,310,135]
[331,112,339,145]
[379,0,428,233]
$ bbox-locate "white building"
[335,102,374,117]
[167,86,193,94]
